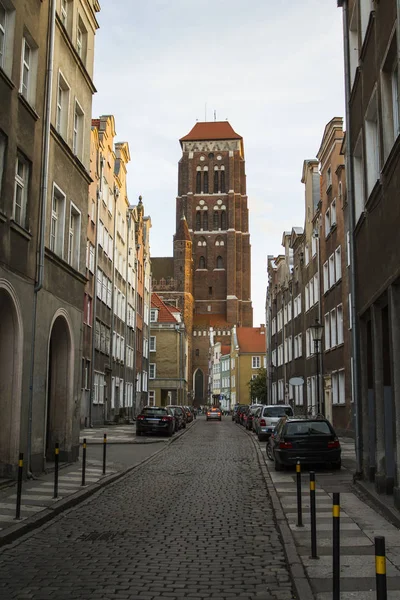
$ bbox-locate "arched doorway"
[0,283,23,475]
[46,314,72,460]
[194,369,204,404]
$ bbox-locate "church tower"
[177,121,253,404]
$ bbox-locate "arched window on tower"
[196,171,201,194]
[221,210,227,230]
[216,256,224,269]
[213,211,220,230]
[214,169,219,193]
[203,210,208,231]
[196,211,201,231]
[220,170,225,193]
[199,256,206,269]
[203,171,208,193]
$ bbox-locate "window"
[68,203,81,269]
[329,253,335,287]
[311,235,317,257]
[271,317,276,335]
[73,100,84,159]
[50,185,66,255]
[76,16,87,63]
[150,309,157,322]
[309,278,314,307]
[213,211,219,230]
[56,72,69,138]
[198,255,206,269]
[332,370,346,405]
[325,208,330,237]
[297,333,302,358]
[365,91,380,196]
[326,166,332,190]
[203,170,208,193]
[305,244,309,266]
[382,36,400,160]
[323,261,329,293]
[150,336,156,351]
[252,356,260,369]
[203,210,208,230]
[196,211,201,230]
[305,283,309,311]
[196,171,201,194]
[14,156,29,228]
[89,243,95,272]
[330,309,337,347]
[97,269,102,300]
[0,130,6,204]
[337,304,344,345]
[335,246,342,281]
[324,313,330,351]
[349,293,352,330]
[216,255,223,269]
[214,169,219,193]
[148,390,155,406]
[149,363,156,379]
[347,231,351,266]
[353,133,364,223]
[331,199,337,226]
[60,0,68,26]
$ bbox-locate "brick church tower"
[177,121,253,404]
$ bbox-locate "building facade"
[152,121,253,407]
[149,293,188,406]
[230,325,266,406]
[338,0,400,506]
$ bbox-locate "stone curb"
[241,425,315,600]
[0,420,196,548]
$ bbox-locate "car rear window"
[263,406,293,418]
[285,421,332,436]
[142,408,168,417]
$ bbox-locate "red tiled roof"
[236,327,266,353]
[151,293,179,323]
[221,344,231,356]
[180,121,242,143]
[92,119,100,129]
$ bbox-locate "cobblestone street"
[0,419,295,600]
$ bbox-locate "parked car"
[206,407,222,421]
[235,405,247,424]
[270,415,341,471]
[241,405,250,427]
[246,404,264,431]
[136,406,175,437]
[167,405,186,429]
[253,404,294,441]
[233,404,244,422]
[182,406,194,423]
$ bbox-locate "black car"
[270,415,341,471]
[167,405,186,430]
[136,406,175,437]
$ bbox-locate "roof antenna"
[214,110,216,122]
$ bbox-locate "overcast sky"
[92,1,345,326]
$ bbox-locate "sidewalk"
[256,435,400,599]
[0,422,195,547]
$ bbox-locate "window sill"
[18,93,39,121]
[10,219,32,241]
[0,210,7,223]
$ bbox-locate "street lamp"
[310,319,324,414]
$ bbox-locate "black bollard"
[310,471,318,559]
[296,460,303,527]
[375,536,387,600]
[15,452,23,520]
[81,438,87,486]
[103,433,107,475]
[53,443,59,499]
[332,492,340,600]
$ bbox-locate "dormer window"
[150,309,158,322]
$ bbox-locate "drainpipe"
[27,0,56,477]
[338,0,362,476]
[89,154,103,427]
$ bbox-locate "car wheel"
[167,428,173,438]
[332,460,341,470]
[274,456,283,471]
[183,422,186,428]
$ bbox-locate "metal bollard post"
[310,471,318,558]
[53,443,59,499]
[15,452,23,520]
[375,536,387,600]
[296,460,303,527]
[332,492,340,600]
[103,433,107,475]
[81,438,87,486]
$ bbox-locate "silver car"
[254,404,293,441]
